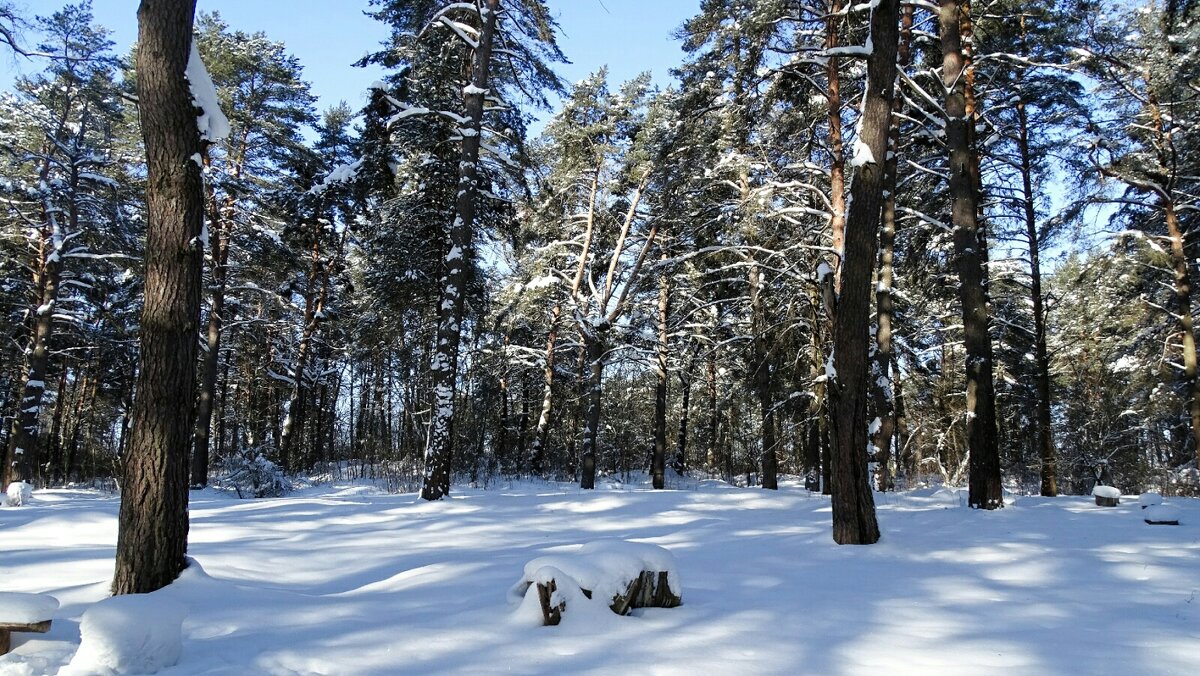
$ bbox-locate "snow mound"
[62,594,186,676]
[1138,492,1164,508]
[0,592,58,624]
[5,481,33,506]
[1092,485,1121,500]
[1143,504,1181,525]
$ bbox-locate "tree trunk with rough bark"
[940,0,1003,510]
[112,0,202,595]
[828,0,899,545]
[826,0,847,289]
[1016,82,1057,497]
[652,260,670,489]
[870,3,911,493]
[191,150,226,488]
[579,328,605,490]
[421,0,499,501]
[750,262,777,489]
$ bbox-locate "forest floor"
[1,476,1198,675]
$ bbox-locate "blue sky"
[4,0,692,126]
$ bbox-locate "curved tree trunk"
[113,0,202,595]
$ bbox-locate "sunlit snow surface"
[2,479,1199,675]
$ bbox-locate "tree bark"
[675,363,691,475]
[940,0,1003,510]
[826,0,847,290]
[190,150,226,488]
[113,0,201,595]
[579,329,605,489]
[828,0,899,545]
[750,262,777,489]
[279,221,328,471]
[421,0,499,500]
[1015,63,1057,496]
[530,304,560,475]
[652,259,670,489]
[870,3,912,493]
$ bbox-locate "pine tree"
[113,0,205,595]
[1,1,125,489]
[364,0,563,499]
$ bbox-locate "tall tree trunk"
[279,223,328,471]
[652,261,670,489]
[190,150,226,488]
[113,0,202,595]
[870,3,912,493]
[940,0,1002,510]
[675,362,691,475]
[530,304,560,475]
[826,0,847,289]
[750,262,777,489]
[706,344,719,471]
[421,0,499,500]
[4,198,66,490]
[828,0,899,545]
[579,328,605,489]
[1015,67,1056,497]
[45,365,71,485]
[1163,198,1200,472]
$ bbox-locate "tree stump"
[1092,485,1120,507]
[535,578,565,626]
[527,569,682,625]
[0,620,52,655]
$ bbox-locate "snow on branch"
[309,158,364,196]
[185,43,231,143]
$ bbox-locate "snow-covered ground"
[2,478,1198,675]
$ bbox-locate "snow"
[1092,485,1121,499]
[2,480,1200,674]
[516,540,680,606]
[0,592,58,624]
[849,138,876,167]
[1139,492,1164,508]
[62,593,185,676]
[1143,504,1181,525]
[185,44,231,143]
[309,158,364,196]
[5,481,33,507]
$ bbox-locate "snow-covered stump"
[0,592,58,655]
[1143,504,1181,526]
[512,541,682,626]
[63,594,185,675]
[1092,485,1121,507]
[4,481,33,507]
[1138,492,1164,509]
